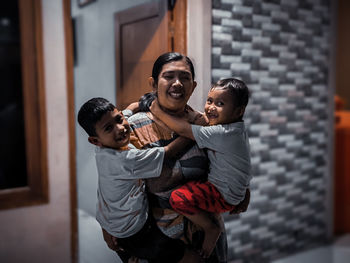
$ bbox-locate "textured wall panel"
[212,0,331,262]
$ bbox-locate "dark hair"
[212,78,250,109]
[151,52,195,83]
[77,97,115,136]
[138,92,156,112]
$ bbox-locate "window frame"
[0,0,48,210]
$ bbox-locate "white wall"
[72,0,157,216]
[0,0,71,262]
[187,0,212,112]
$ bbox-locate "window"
[0,0,48,209]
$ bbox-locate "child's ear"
[88,136,102,147]
[237,106,245,118]
[148,77,156,91]
[191,81,197,94]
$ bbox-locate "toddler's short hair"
[212,78,250,109]
[78,97,115,137]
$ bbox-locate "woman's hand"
[125,102,139,114]
[230,189,250,214]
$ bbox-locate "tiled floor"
[79,209,350,263]
[272,235,350,263]
[79,209,122,263]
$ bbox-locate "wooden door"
[335,0,350,110]
[114,0,186,109]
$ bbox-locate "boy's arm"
[150,99,195,140]
[146,163,182,193]
[146,136,194,193]
[163,136,192,159]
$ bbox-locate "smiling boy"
[77,97,201,263]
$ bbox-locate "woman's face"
[152,60,197,114]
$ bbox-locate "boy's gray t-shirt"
[191,122,251,205]
[95,144,165,238]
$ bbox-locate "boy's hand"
[102,228,124,252]
[230,189,250,214]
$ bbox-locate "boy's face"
[89,109,131,150]
[204,88,244,125]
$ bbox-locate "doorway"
[114,0,186,108]
[69,0,187,262]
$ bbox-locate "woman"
[103,52,249,262]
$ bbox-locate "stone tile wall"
[212,0,331,262]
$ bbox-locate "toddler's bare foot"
[200,226,221,258]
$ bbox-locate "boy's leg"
[117,214,201,263]
[184,211,221,258]
[178,248,203,263]
[115,250,132,263]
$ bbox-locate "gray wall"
[72,0,156,216]
[212,0,333,262]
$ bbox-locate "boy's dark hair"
[212,78,250,109]
[77,97,115,137]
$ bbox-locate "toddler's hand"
[102,228,124,252]
[230,189,250,214]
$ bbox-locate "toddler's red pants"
[169,181,235,215]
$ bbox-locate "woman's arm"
[125,101,139,113]
[146,136,194,193]
[146,162,182,193]
[150,99,195,140]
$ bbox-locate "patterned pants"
[169,180,235,215]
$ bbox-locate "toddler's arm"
[150,99,195,140]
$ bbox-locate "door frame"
[0,0,48,210]
[63,0,78,262]
[187,0,212,111]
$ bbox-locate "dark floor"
[79,209,350,263]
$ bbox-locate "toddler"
[150,78,252,258]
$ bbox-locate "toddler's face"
[204,88,242,125]
[93,109,131,150]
